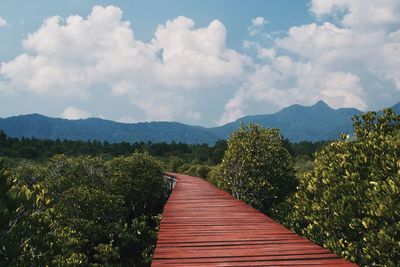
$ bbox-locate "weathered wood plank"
[151,173,358,266]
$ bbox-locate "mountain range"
[1,101,399,144]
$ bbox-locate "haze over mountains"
[1,101,399,144]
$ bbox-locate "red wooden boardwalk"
[152,173,357,267]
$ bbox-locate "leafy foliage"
[210,124,297,214]
[178,163,213,179]
[0,160,17,231]
[0,130,227,164]
[0,160,47,265]
[284,109,400,266]
[1,153,167,266]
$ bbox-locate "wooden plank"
[151,173,358,266]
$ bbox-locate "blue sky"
[0,0,311,61]
[1,0,399,126]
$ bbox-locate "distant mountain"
[0,114,219,144]
[210,101,363,142]
[0,101,398,144]
[392,102,400,113]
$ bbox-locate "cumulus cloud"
[219,0,400,124]
[2,3,400,126]
[61,106,90,120]
[219,55,366,125]
[252,17,267,27]
[0,17,7,28]
[279,0,400,91]
[310,0,400,29]
[152,16,248,89]
[0,17,6,27]
[248,17,268,36]
[258,48,276,60]
[0,6,248,122]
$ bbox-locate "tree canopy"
[210,124,297,214]
[1,153,168,266]
[284,109,400,265]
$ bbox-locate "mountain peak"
[392,102,400,111]
[277,100,331,115]
[9,113,49,119]
[312,100,330,109]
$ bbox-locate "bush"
[285,110,400,266]
[2,153,167,267]
[211,124,296,214]
[165,156,185,172]
[178,163,212,179]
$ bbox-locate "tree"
[285,109,400,266]
[0,160,48,266]
[2,153,167,266]
[210,124,296,214]
[0,160,16,231]
[166,156,185,172]
[178,163,212,179]
[107,153,167,217]
[210,140,227,164]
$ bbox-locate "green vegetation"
[209,110,399,266]
[281,110,400,266]
[0,153,168,266]
[5,115,390,266]
[0,114,219,144]
[209,124,297,215]
[0,130,226,164]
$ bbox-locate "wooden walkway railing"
[152,173,358,266]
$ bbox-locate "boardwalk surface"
[152,173,358,267]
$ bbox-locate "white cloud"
[277,22,354,63]
[117,116,137,123]
[61,106,90,120]
[152,16,248,89]
[379,41,400,89]
[0,17,6,27]
[218,96,245,125]
[258,48,276,60]
[248,17,268,36]
[277,1,400,92]
[219,0,400,124]
[0,6,249,123]
[310,0,400,29]
[2,3,400,126]
[219,55,366,125]
[252,17,267,27]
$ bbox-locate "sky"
[0,0,400,126]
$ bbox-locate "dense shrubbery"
[280,110,400,266]
[207,112,399,265]
[0,131,227,164]
[0,121,354,265]
[178,163,213,179]
[284,140,329,160]
[0,130,322,169]
[209,124,297,215]
[0,153,168,266]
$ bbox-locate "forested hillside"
[2,101,397,144]
[1,109,398,266]
[210,100,362,141]
[0,114,219,144]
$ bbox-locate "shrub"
[285,110,400,265]
[211,123,296,214]
[2,153,167,267]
